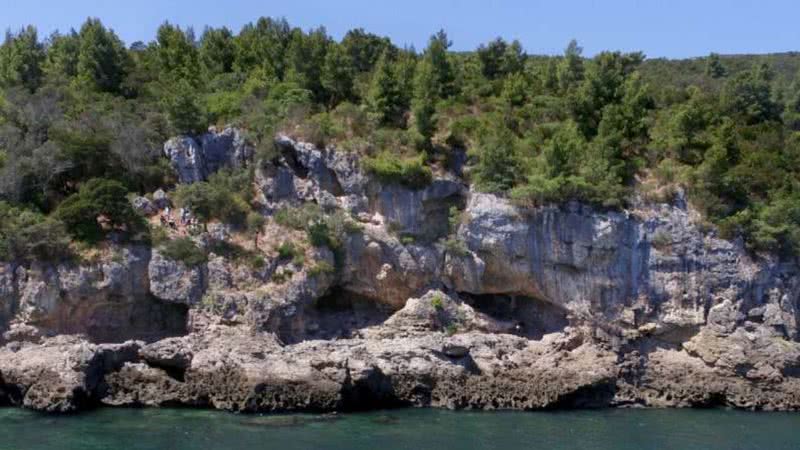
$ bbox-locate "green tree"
[154,22,199,84]
[720,66,781,125]
[233,17,292,77]
[54,178,137,242]
[163,78,206,134]
[341,28,394,73]
[557,39,584,94]
[477,37,508,80]
[321,43,355,106]
[43,30,79,81]
[75,18,128,93]
[366,50,404,126]
[422,30,455,99]
[413,58,438,145]
[472,122,522,193]
[199,26,235,78]
[0,26,45,91]
[284,27,331,103]
[705,53,727,78]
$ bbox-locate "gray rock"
[132,196,157,216]
[165,128,254,184]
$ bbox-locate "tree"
[413,58,438,145]
[75,18,128,93]
[233,17,291,78]
[721,67,781,125]
[0,26,45,91]
[162,78,206,134]
[557,39,584,94]
[154,22,199,84]
[366,50,404,126]
[341,28,394,73]
[472,122,522,193]
[705,53,727,78]
[54,178,137,242]
[43,30,79,81]
[199,26,235,78]
[477,37,507,80]
[422,30,455,99]
[284,27,331,103]
[321,43,355,106]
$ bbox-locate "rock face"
[164,127,253,183]
[3,132,800,413]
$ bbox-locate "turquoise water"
[1,407,799,450]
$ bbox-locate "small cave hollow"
[46,295,190,344]
[460,293,569,340]
[278,288,398,345]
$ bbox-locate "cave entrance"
[460,293,569,340]
[278,287,397,344]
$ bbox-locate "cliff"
[1,130,799,413]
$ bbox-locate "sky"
[0,0,799,58]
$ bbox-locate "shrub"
[307,220,332,247]
[308,260,335,277]
[431,293,445,310]
[0,203,72,262]
[443,236,469,257]
[277,241,300,259]
[54,178,139,243]
[159,237,207,266]
[362,152,433,189]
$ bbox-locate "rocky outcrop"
[0,336,140,412]
[2,132,800,413]
[164,127,253,184]
[1,247,187,344]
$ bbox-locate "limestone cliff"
[1,131,799,412]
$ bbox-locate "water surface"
[1,407,798,450]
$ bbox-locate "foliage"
[54,178,139,242]
[159,236,207,266]
[0,202,71,262]
[1,17,800,258]
[362,152,432,188]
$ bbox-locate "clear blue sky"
[1,0,799,58]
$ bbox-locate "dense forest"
[1,17,799,262]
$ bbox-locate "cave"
[460,293,569,340]
[45,295,189,344]
[277,288,397,345]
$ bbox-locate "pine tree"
[321,43,355,107]
[0,26,44,91]
[366,50,404,126]
[76,18,128,93]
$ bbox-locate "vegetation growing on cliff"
[1,18,800,255]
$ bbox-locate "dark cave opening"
[459,292,569,340]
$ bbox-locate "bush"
[159,237,207,266]
[0,203,72,262]
[362,152,432,189]
[308,260,335,277]
[277,241,299,259]
[54,178,139,242]
[307,220,332,247]
[443,236,469,257]
[431,293,444,310]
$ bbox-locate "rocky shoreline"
[1,131,799,413]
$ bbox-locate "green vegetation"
[1,16,800,257]
[158,236,207,266]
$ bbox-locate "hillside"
[0,18,800,413]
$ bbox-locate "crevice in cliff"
[459,292,569,340]
[277,287,397,344]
